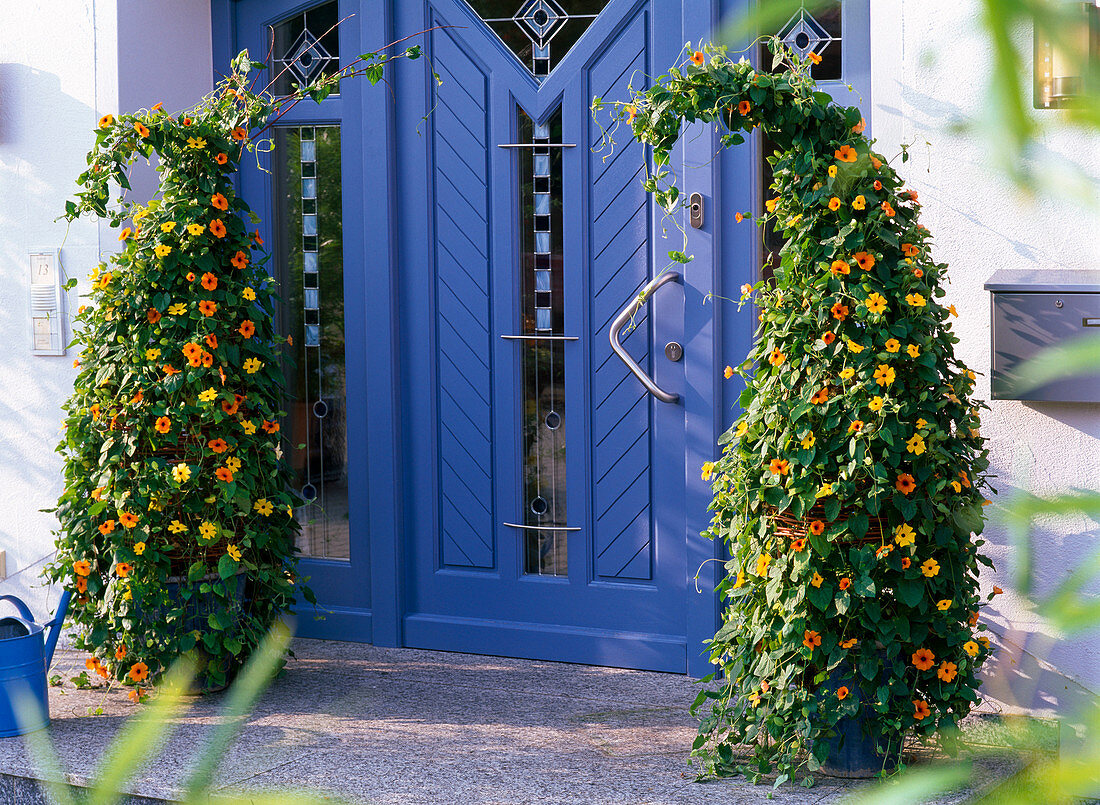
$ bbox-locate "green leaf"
[897,578,923,608]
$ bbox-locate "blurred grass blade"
[88,656,196,805]
[182,620,294,797]
[840,762,972,804]
[1005,491,1100,596]
[1010,335,1100,395]
[14,683,76,805]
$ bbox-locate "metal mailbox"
[985,269,1100,402]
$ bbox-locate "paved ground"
[0,639,1015,804]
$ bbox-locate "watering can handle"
[43,590,72,670]
[0,594,36,623]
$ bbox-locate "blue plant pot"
[820,673,902,778]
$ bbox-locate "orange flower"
[131,388,143,404]
[261,419,280,434]
[200,350,214,367]
[913,699,931,720]
[992,585,1003,596]
[767,458,790,476]
[252,229,265,246]
[834,145,857,163]
[881,201,896,217]
[840,638,858,649]
[128,662,149,682]
[222,395,244,415]
[210,219,227,238]
[118,227,132,241]
[238,320,256,339]
[810,387,829,405]
[115,562,132,577]
[837,685,849,699]
[790,538,807,552]
[803,630,822,650]
[852,117,866,134]
[906,189,919,202]
[75,576,88,593]
[691,50,705,66]
[205,333,218,349]
[231,250,249,269]
[808,51,822,65]
[133,121,150,138]
[216,467,234,483]
[848,420,863,434]
[152,102,163,112]
[99,519,116,535]
[74,560,92,577]
[911,647,935,671]
[163,364,180,376]
[822,332,836,345]
[901,243,920,257]
[181,116,192,126]
[208,438,229,453]
[186,272,196,282]
[937,661,958,682]
[231,126,248,141]
[830,301,849,321]
[199,300,217,317]
[200,272,218,291]
[914,268,924,278]
[115,645,127,661]
[901,556,911,569]
[829,259,850,276]
[767,348,785,366]
[968,610,980,626]
[809,520,825,535]
[215,153,228,165]
[723,365,734,379]
[99,114,114,128]
[118,512,138,529]
[738,100,751,115]
[828,197,842,211]
[211,193,229,211]
[838,577,851,590]
[896,473,916,494]
[958,471,971,488]
[871,156,883,169]
[853,251,875,271]
[147,308,161,324]
[873,179,883,191]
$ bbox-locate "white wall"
[872,0,1100,712]
[0,0,211,619]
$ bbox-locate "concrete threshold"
[0,638,1014,804]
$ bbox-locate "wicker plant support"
[765,505,887,546]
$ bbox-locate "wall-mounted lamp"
[1034,1,1100,108]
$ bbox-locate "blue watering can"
[0,590,70,737]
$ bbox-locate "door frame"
[212,0,728,676]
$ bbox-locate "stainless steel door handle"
[608,271,681,404]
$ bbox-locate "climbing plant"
[46,43,423,692]
[596,41,996,782]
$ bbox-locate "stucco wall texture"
[1,0,1097,706]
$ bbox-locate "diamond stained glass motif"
[467,0,610,79]
[768,2,842,81]
[270,1,340,96]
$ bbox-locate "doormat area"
[0,639,1028,804]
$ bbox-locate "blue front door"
[394,0,695,672]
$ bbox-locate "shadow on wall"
[0,62,98,608]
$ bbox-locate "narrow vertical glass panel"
[270,1,341,97]
[764,1,842,81]
[274,125,350,561]
[466,1,612,79]
[517,107,567,577]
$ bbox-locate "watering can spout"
[44,590,71,670]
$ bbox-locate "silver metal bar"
[503,522,582,532]
[497,143,577,149]
[609,271,682,404]
[500,334,579,341]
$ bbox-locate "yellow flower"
[242,287,256,301]
[979,636,990,649]
[168,303,187,315]
[186,136,207,149]
[905,293,927,308]
[894,523,916,547]
[846,340,864,354]
[226,544,242,561]
[951,481,962,493]
[873,365,896,387]
[907,344,921,358]
[916,418,928,429]
[868,396,884,412]
[225,457,242,474]
[936,599,952,611]
[852,195,866,211]
[735,421,749,439]
[885,338,900,353]
[828,165,837,177]
[701,461,716,481]
[154,244,172,258]
[733,570,746,589]
[906,434,926,455]
[815,482,833,498]
[241,420,257,435]
[963,641,980,657]
[801,433,815,449]
[921,558,940,577]
[839,367,855,380]
[811,572,824,588]
[134,541,146,555]
[199,522,217,541]
[198,388,218,402]
[865,293,887,315]
[132,208,149,223]
[949,305,959,317]
[168,520,187,533]
[243,358,263,374]
[755,553,772,576]
[160,221,177,233]
[145,348,161,360]
[187,223,205,236]
[254,498,274,516]
[172,463,191,483]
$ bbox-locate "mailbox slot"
[985,269,1100,402]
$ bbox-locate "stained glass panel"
[766,2,842,82]
[275,125,350,560]
[270,1,341,96]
